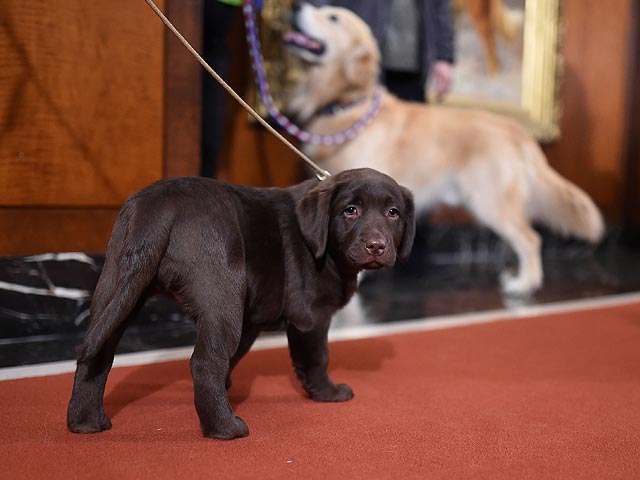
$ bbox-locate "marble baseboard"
[0,253,195,367]
[1,224,639,367]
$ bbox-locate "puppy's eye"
[328,14,339,22]
[388,208,400,218]
[343,206,359,217]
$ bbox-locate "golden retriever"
[284,3,604,295]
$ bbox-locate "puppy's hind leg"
[67,228,164,433]
[184,270,249,440]
[67,320,126,434]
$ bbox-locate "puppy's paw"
[203,415,249,440]
[310,383,354,402]
[67,414,112,434]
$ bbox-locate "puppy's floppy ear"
[398,186,416,262]
[296,182,334,260]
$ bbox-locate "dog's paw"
[67,414,112,434]
[203,415,249,440]
[500,271,540,296]
[310,383,354,402]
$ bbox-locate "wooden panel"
[0,209,118,255]
[543,0,633,221]
[217,109,305,187]
[0,0,165,207]
[622,0,640,225]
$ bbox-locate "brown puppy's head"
[296,168,415,273]
[284,3,380,121]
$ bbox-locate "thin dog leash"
[242,0,383,146]
[143,0,331,181]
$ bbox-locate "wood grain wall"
[543,0,634,222]
[0,0,202,255]
[0,0,165,207]
[622,0,640,227]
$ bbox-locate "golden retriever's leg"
[465,186,542,295]
[494,217,542,295]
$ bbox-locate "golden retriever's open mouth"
[283,29,326,57]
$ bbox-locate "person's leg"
[383,69,426,103]
[201,2,239,177]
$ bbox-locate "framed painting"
[439,0,563,141]
[251,0,564,142]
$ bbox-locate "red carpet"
[2,303,640,479]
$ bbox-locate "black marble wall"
[2,225,639,368]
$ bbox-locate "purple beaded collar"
[242,0,382,146]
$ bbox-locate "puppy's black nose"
[366,238,387,257]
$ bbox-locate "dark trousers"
[383,69,427,103]
[201,1,239,178]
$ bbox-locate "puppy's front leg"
[226,325,260,390]
[287,324,354,402]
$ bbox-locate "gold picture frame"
[251,0,564,142]
[443,0,563,142]
[521,0,563,141]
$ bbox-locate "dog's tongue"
[283,30,323,51]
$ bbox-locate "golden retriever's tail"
[529,149,605,243]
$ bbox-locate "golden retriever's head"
[284,3,380,121]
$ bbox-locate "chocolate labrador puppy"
[67,168,415,439]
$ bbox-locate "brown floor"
[2,303,640,479]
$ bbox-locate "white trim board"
[2,291,640,382]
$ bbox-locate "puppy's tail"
[77,200,171,362]
[529,146,605,243]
